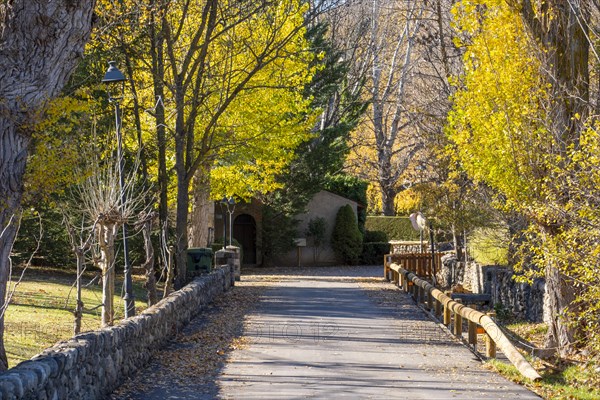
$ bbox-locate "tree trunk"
[380,185,397,216]
[74,249,84,335]
[0,129,27,370]
[0,0,95,370]
[543,262,576,356]
[452,224,461,262]
[174,123,190,289]
[98,223,117,327]
[189,164,214,248]
[150,1,169,229]
[175,174,189,289]
[140,214,158,306]
[518,1,590,354]
[163,245,175,298]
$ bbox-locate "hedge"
[365,216,420,240]
[360,242,391,265]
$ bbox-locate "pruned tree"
[76,157,149,327]
[63,214,98,335]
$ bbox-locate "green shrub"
[306,217,327,247]
[360,242,391,265]
[13,207,72,268]
[331,205,363,264]
[261,206,298,266]
[365,216,419,240]
[363,230,388,243]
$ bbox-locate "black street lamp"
[220,197,228,249]
[102,61,135,318]
[220,196,236,247]
[226,197,235,246]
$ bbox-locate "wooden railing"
[385,261,541,381]
[384,252,443,279]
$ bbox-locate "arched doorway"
[233,214,257,265]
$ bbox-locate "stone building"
[212,190,359,268]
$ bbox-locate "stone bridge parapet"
[0,265,234,400]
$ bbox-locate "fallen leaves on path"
[110,275,277,399]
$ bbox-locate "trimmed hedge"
[365,216,420,240]
[360,242,391,265]
[363,230,388,243]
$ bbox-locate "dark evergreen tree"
[331,204,363,265]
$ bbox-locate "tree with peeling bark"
[449,0,600,355]
[342,0,428,215]
[0,0,95,371]
[136,210,158,306]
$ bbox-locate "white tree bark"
[98,223,117,328]
[189,166,214,248]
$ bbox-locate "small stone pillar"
[226,245,241,281]
[215,248,235,285]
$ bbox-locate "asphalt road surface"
[112,266,540,399]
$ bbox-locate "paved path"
[217,271,539,399]
[111,266,540,399]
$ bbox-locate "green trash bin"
[187,247,213,274]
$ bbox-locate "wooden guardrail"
[384,252,443,279]
[386,261,542,381]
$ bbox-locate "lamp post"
[415,164,426,252]
[220,197,228,249]
[102,61,135,318]
[220,196,236,247]
[226,197,236,246]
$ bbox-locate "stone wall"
[464,262,545,322]
[0,265,234,400]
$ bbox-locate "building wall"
[214,199,262,266]
[212,192,358,267]
[276,191,358,266]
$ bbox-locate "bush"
[12,207,72,268]
[360,242,391,265]
[365,216,419,240]
[363,230,388,243]
[331,205,363,264]
[261,206,298,266]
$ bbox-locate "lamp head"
[102,61,126,100]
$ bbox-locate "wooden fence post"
[454,299,463,337]
[443,306,451,326]
[485,312,497,358]
[435,299,442,317]
[427,291,433,311]
[468,320,477,348]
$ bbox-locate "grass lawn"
[485,320,600,399]
[468,227,509,265]
[487,358,600,400]
[4,266,151,368]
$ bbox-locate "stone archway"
[233,214,257,265]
